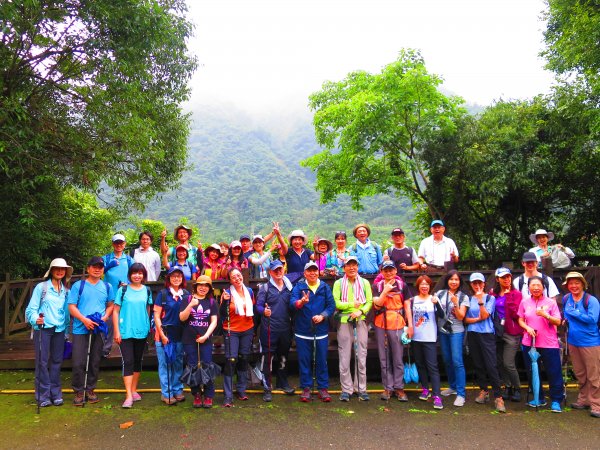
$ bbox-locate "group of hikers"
[24,221,599,419]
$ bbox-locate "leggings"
[119,338,147,376]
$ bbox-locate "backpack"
[517,274,550,295]
[564,293,600,331]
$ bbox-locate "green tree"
[0,0,196,276]
[302,49,466,216]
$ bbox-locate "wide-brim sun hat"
[352,223,371,238]
[174,224,193,240]
[288,229,307,245]
[562,272,587,290]
[194,275,213,287]
[44,258,74,282]
[529,228,555,245]
[204,243,223,258]
[315,238,333,252]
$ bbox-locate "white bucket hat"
[288,229,307,245]
[529,229,555,245]
[44,258,74,282]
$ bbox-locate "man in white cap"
[417,220,459,272]
[101,233,133,357]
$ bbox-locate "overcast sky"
[185,0,554,119]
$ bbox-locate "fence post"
[2,273,9,340]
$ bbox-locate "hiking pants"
[34,328,65,402]
[412,340,441,396]
[374,326,405,391]
[72,332,103,393]
[468,332,502,398]
[337,320,368,394]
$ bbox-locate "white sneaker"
[453,395,466,407]
[441,388,457,397]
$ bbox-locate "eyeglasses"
[335,231,347,237]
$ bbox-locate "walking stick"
[226,297,234,401]
[36,314,44,414]
[311,321,317,398]
[266,304,272,390]
[381,307,390,399]
[82,332,93,407]
[563,321,569,407]
[197,337,204,395]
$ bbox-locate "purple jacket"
[490,288,523,336]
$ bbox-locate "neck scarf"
[170,287,183,301]
[230,284,254,317]
[340,275,366,304]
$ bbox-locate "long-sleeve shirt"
[25,281,70,332]
[563,293,600,347]
[332,277,373,323]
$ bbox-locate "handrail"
[1,266,596,339]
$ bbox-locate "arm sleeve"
[322,286,336,318]
[250,253,270,265]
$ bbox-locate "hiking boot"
[441,388,457,397]
[174,393,186,402]
[570,402,590,410]
[418,388,431,401]
[453,395,466,407]
[202,397,213,409]
[495,397,506,413]
[222,397,233,408]
[395,389,408,402]
[73,392,85,407]
[339,392,350,402]
[52,398,64,406]
[475,390,489,404]
[193,393,202,408]
[380,390,391,401]
[510,389,521,402]
[263,390,273,402]
[318,389,332,402]
[86,390,99,404]
[300,387,312,403]
[551,401,562,413]
[433,396,443,410]
[358,392,370,401]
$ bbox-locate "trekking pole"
[36,314,44,414]
[82,332,92,408]
[311,321,317,398]
[351,317,360,395]
[226,297,234,401]
[197,336,203,395]
[266,304,272,391]
[563,322,569,407]
[381,307,389,399]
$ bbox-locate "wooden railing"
[2,266,596,339]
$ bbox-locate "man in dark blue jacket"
[290,262,336,402]
[257,260,295,401]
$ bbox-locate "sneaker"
[86,390,99,404]
[263,390,272,402]
[318,389,332,402]
[122,398,133,409]
[280,386,296,395]
[418,388,431,401]
[441,388,457,397]
[202,397,213,409]
[510,389,521,402]
[73,392,85,407]
[527,399,547,408]
[222,397,233,408]
[193,393,202,408]
[380,390,391,401]
[39,400,52,408]
[570,402,590,410]
[52,398,64,406]
[161,396,177,405]
[236,392,249,401]
[475,390,489,404]
[453,395,466,407]
[339,392,350,402]
[174,393,186,402]
[358,392,370,402]
[395,389,408,402]
[495,397,506,413]
[132,392,142,402]
[591,410,600,418]
[551,401,562,413]
[300,387,312,403]
[433,396,443,410]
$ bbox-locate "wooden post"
[2,273,9,340]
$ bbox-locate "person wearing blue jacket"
[562,272,600,418]
[256,260,295,401]
[25,258,73,407]
[290,261,336,402]
[349,223,383,275]
[102,233,134,357]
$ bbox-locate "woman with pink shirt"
[518,276,564,413]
